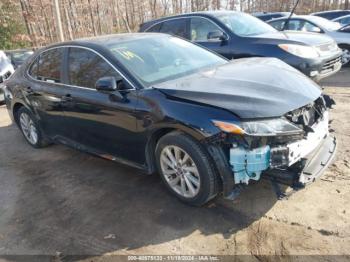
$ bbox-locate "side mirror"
[95,76,117,92]
[309,27,322,33]
[207,30,228,41]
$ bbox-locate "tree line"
[0,0,349,49]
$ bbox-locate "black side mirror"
[95,76,117,92]
[207,30,228,41]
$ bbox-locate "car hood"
[153,58,322,119]
[254,31,334,46]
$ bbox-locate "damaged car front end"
[6,34,336,206]
[154,56,337,201]
[209,97,336,199]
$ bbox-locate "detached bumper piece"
[264,135,337,193]
[298,135,337,185]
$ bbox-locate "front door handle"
[25,86,34,94]
[61,94,73,102]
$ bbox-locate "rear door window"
[67,47,121,89]
[29,48,63,83]
[159,19,188,39]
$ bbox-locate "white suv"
[0,51,15,103]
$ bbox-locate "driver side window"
[190,17,223,41]
[287,20,322,33]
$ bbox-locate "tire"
[16,107,50,148]
[155,131,219,206]
[339,45,350,67]
[0,90,4,105]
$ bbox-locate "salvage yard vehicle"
[0,51,15,103]
[3,33,337,206]
[139,11,343,81]
[269,15,350,65]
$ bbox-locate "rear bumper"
[264,135,337,187]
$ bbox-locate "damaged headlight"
[212,118,303,136]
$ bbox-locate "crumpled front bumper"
[264,134,337,188]
[297,134,337,185]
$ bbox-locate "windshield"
[215,12,277,36]
[107,35,227,86]
[307,16,341,31]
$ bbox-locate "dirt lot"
[0,68,349,260]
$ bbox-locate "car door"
[189,17,232,59]
[25,47,70,138]
[60,46,140,164]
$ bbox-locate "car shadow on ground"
[320,67,350,88]
[0,119,281,257]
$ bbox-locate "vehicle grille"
[0,71,12,83]
[321,56,342,75]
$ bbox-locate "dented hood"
[153,58,322,119]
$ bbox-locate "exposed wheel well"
[13,103,25,124]
[146,128,177,174]
[338,43,350,49]
[145,128,224,193]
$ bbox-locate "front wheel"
[340,46,350,66]
[155,131,219,206]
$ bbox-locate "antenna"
[282,0,301,31]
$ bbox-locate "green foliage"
[0,0,30,50]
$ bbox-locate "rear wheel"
[155,131,219,206]
[17,107,49,148]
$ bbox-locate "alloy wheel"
[160,145,200,198]
[19,112,38,145]
[342,48,350,65]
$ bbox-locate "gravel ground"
[0,68,349,260]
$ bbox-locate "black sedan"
[140,11,342,81]
[3,34,337,206]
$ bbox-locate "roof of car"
[139,11,240,28]
[44,33,168,49]
[311,10,350,15]
[334,14,350,20]
[255,12,290,17]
